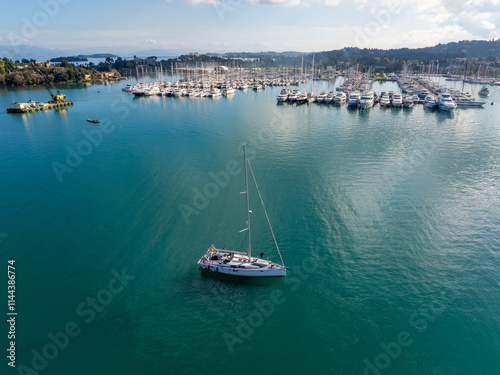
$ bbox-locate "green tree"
[53,67,69,82]
[12,73,24,85]
[2,57,15,72]
[327,55,338,67]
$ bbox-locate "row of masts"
[122,63,327,97]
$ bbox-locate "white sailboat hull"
[438,102,456,111]
[198,249,287,278]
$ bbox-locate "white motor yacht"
[436,93,457,111]
[403,95,414,108]
[391,93,403,108]
[423,94,437,109]
[287,90,300,102]
[379,94,391,107]
[333,92,346,104]
[324,91,335,104]
[347,91,360,107]
[222,86,235,95]
[276,89,289,102]
[209,87,221,97]
[359,91,375,109]
[316,91,328,103]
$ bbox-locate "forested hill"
[226,39,500,66]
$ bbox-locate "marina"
[1,63,500,375]
[3,0,500,372]
[114,65,496,114]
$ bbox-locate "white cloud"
[407,0,500,40]
[481,20,496,30]
[145,39,158,44]
[205,0,343,6]
[247,0,301,5]
[186,0,217,5]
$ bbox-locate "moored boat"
[197,145,287,278]
[423,94,437,109]
[436,93,457,111]
[276,89,289,102]
[478,86,490,97]
[391,93,403,108]
[403,95,414,108]
[347,91,360,108]
[359,91,374,109]
[379,94,391,107]
[334,92,346,105]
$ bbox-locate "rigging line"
[247,159,285,267]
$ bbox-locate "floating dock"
[7,100,74,114]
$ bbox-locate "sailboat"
[197,145,287,278]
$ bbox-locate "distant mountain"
[1,39,499,62]
[0,45,195,60]
[0,45,65,60]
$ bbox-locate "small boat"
[316,91,328,103]
[324,91,335,104]
[222,86,235,96]
[295,92,308,103]
[87,119,100,123]
[197,145,287,278]
[379,94,391,107]
[478,86,490,97]
[391,93,403,108]
[347,91,360,107]
[423,94,437,109]
[209,88,221,97]
[403,95,414,108]
[333,92,346,105]
[287,90,300,102]
[276,89,289,102]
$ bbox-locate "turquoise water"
[1,78,499,374]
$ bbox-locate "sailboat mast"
[462,60,467,94]
[243,145,251,258]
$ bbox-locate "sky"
[0,0,499,53]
